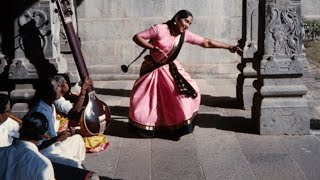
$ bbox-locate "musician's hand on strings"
[79,77,93,96]
[82,77,92,90]
[57,130,71,142]
[69,126,76,136]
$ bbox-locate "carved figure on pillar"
[10,1,63,80]
[253,0,310,135]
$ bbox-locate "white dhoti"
[40,134,86,168]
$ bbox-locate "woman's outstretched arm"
[201,38,242,53]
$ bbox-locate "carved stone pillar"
[0,54,6,76]
[8,0,66,118]
[9,0,64,79]
[253,0,310,135]
[0,30,7,75]
[236,0,259,110]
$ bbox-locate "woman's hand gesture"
[228,45,242,54]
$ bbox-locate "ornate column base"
[253,78,310,135]
[258,97,310,135]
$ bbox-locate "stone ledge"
[261,85,308,97]
[10,89,35,101]
[11,103,29,119]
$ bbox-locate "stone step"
[9,84,35,103]
[11,103,29,119]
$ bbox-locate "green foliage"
[304,19,320,41]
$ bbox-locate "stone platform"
[82,65,320,180]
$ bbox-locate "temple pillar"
[9,0,66,80]
[253,0,310,135]
[8,0,66,118]
[237,0,259,110]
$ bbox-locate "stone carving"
[260,54,307,74]
[288,56,303,73]
[16,9,51,59]
[261,56,280,74]
[0,56,7,75]
[10,1,63,79]
[244,42,257,59]
[267,6,302,56]
[254,0,310,135]
[8,59,38,79]
[260,2,307,75]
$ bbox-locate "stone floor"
[82,65,320,180]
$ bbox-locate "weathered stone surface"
[281,135,320,180]
[152,135,204,180]
[0,55,7,74]
[194,130,255,180]
[8,59,38,79]
[113,138,152,180]
[253,0,310,135]
[82,136,122,177]
[236,0,259,110]
[11,103,29,119]
[259,98,310,135]
[260,85,307,96]
[245,153,307,180]
[10,89,35,100]
[77,0,242,79]
[80,77,320,179]
[237,77,256,109]
[301,0,320,18]
[14,0,59,60]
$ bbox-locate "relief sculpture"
[267,6,301,56]
[16,9,51,59]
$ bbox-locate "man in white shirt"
[0,93,20,147]
[0,112,55,180]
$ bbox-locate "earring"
[173,22,177,25]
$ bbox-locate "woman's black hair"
[20,112,48,141]
[0,93,9,113]
[165,9,193,29]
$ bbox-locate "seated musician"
[54,75,108,153]
[0,93,20,147]
[24,77,86,168]
[0,94,100,179]
[0,112,55,180]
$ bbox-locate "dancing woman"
[129,9,241,137]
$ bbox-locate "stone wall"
[301,0,320,19]
[76,0,243,80]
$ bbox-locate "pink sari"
[129,24,204,130]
